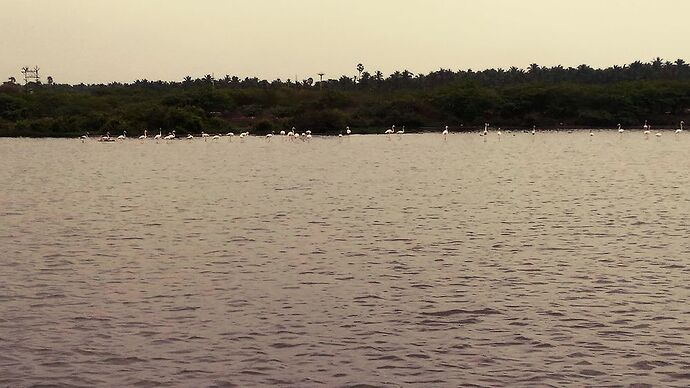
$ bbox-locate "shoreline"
[0,127,684,139]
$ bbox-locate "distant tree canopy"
[1,58,690,137]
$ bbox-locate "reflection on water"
[0,132,688,387]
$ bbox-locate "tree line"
[1,58,689,137]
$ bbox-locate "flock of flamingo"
[81,120,684,143]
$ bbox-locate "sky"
[1,0,689,84]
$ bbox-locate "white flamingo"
[675,121,684,134]
[138,130,147,140]
[186,133,193,140]
[163,130,176,141]
[117,131,127,140]
[617,124,624,134]
[346,126,351,135]
[266,133,274,141]
[279,130,286,136]
[497,127,502,140]
[531,125,536,135]
[385,125,395,135]
[442,125,449,140]
[212,134,220,141]
[153,129,162,142]
[482,123,488,136]
[201,131,209,141]
[643,121,651,138]
[80,134,88,143]
[396,125,405,135]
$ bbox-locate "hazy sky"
[2,0,689,84]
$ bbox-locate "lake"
[0,131,688,387]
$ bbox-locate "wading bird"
[139,130,147,140]
[442,125,449,140]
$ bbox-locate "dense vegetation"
[2,58,690,137]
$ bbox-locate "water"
[1,132,688,387]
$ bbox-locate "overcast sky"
[2,0,689,84]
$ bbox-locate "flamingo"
[163,130,176,141]
[676,120,684,134]
[212,134,220,141]
[396,125,405,135]
[201,131,210,141]
[153,129,162,142]
[138,130,147,140]
[497,127,502,140]
[80,134,88,143]
[306,133,312,140]
[617,124,624,134]
[279,130,286,136]
[266,133,274,141]
[346,126,351,135]
[117,131,127,140]
[385,125,395,135]
[186,133,193,140]
[482,123,488,136]
[531,125,536,135]
[442,125,449,140]
[643,121,651,138]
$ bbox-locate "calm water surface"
[0,132,689,387]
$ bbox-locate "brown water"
[0,132,688,387]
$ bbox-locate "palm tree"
[356,63,364,81]
[318,73,325,90]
